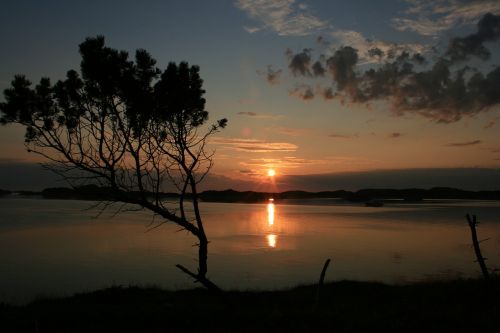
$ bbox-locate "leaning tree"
[0,36,227,291]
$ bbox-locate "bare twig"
[466,214,490,280]
[314,258,331,311]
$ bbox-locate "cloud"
[197,173,258,191]
[446,140,482,147]
[243,26,261,33]
[276,168,500,191]
[393,0,500,36]
[2,161,498,192]
[446,12,500,62]
[283,13,500,123]
[286,31,428,76]
[328,133,358,139]
[388,132,403,138]
[331,30,428,64]
[287,48,312,76]
[240,156,330,171]
[257,65,283,85]
[312,60,326,76]
[237,112,284,119]
[289,85,314,100]
[0,161,63,190]
[237,111,257,116]
[239,169,259,176]
[321,87,334,100]
[392,17,453,36]
[236,0,328,36]
[326,46,359,91]
[211,137,298,152]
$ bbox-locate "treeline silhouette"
[2,186,499,202]
[200,188,500,202]
[0,189,11,197]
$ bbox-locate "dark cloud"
[287,48,312,76]
[326,46,358,91]
[446,140,482,147]
[277,168,500,191]
[0,162,63,190]
[321,87,334,100]
[289,85,314,100]
[283,13,500,123]
[2,162,499,192]
[388,132,403,138]
[446,12,500,62]
[312,61,326,76]
[412,53,426,65]
[257,65,283,85]
[368,47,384,59]
[237,112,284,120]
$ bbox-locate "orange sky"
[0,1,499,191]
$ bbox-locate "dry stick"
[176,264,222,292]
[314,258,332,310]
[466,214,490,280]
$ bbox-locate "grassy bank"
[1,278,499,332]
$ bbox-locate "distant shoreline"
[1,186,499,203]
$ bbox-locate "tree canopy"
[0,36,227,290]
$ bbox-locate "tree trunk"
[176,228,221,292]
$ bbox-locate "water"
[0,197,499,304]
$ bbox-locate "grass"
[1,278,499,332]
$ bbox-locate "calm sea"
[0,197,499,304]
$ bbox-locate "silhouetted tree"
[0,36,227,291]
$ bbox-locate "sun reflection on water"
[266,234,277,248]
[266,202,277,248]
[267,202,275,226]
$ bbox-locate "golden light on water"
[267,234,277,248]
[267,202,275,225]
[266,202,277,248]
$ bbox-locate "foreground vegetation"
[1,278,498,332]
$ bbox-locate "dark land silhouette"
[2,185,499,202]
[1,278,499,332]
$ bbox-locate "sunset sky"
[1,0,499,191]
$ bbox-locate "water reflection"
[267,202,275,226]
[267,234,277,248]
[266,202,277,248]
[2,198,499,304]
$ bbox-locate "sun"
[267,169,276,177]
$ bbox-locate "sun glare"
[267,169,276,177]
[267,234,277,248]
[267,202,275,225]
